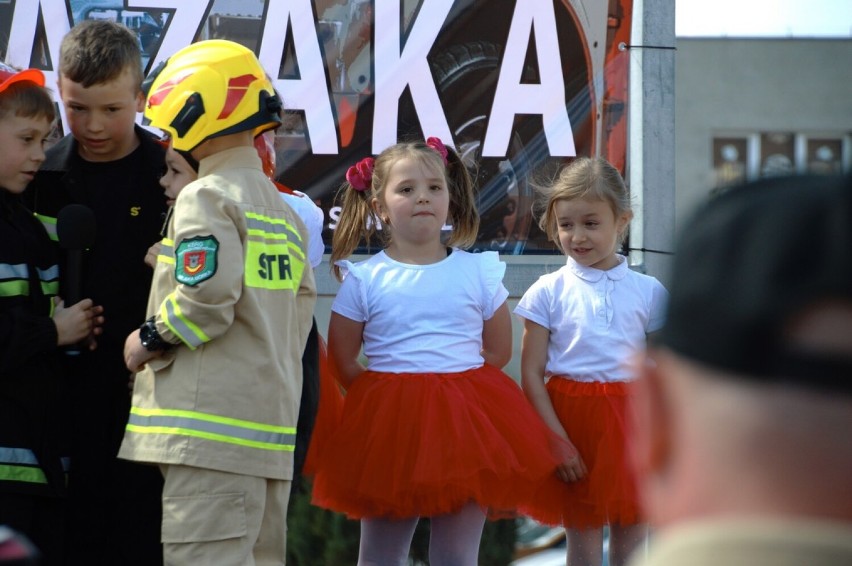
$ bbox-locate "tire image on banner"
[430,41,535,255]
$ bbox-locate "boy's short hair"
[0,63,55,123]
[59,20,143,89]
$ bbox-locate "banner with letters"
[0,0,633,254]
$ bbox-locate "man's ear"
[135,90,145,113]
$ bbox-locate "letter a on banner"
[6,0,69,126]
[484,0,576,157]
[260,0,338,154]
[373,0,454,152]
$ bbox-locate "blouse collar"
[567,254,628,282]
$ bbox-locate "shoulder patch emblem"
[175,235,219,286]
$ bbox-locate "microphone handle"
[64,249,83,356]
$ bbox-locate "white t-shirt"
[514,255,667,382]
[280,190,324,269]
[332,249,509,373]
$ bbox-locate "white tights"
[357,502,486,566]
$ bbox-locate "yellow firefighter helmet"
[144,40,281,152]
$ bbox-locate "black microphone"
[56,204,96,355]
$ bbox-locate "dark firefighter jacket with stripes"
[118,147,316,480]
[0,189,70,497]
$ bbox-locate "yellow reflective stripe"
[0,280,58,297]
[34,213,57,241]
[242,212,307,292]
[245,222,307,262]
[42,281,59,295]
[158,238,175,265]
[127,407,295,452]
[245,212,304,244]
[160,294,210,349]
[0,263,28,297]
[0,264,58,295]
[0,280,27,297]
[0,449,47,484]
[0,464,48,484]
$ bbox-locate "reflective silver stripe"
[162,297,208,349]
[0,450,70,471]
[0,264,58,281]
[158,239,175,265]
[245,217,303,245]
[127,409,296,451]
[0,447,39,465]
[0,264,59,297]
[0,263,28,279]
[38,265,59,281]
[0,263,59,281]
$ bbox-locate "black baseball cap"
[657,173,852,393]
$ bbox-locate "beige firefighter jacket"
[119,146,316,480]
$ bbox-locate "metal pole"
[628,0,676,285]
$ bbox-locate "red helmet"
[0,62,44,94]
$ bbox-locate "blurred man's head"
[631,173,852,526]
[658,173,851,393]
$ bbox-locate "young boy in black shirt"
[24,20,167,565]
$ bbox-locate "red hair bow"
[426,136,448,165]
[346,157,375,192]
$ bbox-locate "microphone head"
[57,204,97,250]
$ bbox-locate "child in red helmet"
[0,62,103,565]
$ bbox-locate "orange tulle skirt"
[309,365,568,520]
[519,378,641,529]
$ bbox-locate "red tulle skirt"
[309,365,567,520]
[519,378,641,529]
[303,336,345,476]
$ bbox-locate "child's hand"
[144,241,163,269]
[556,442,587,483]
[53,297,104,348]
[124,328,160,373]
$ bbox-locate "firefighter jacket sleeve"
[0,310,58,374]
[153,182,244,348]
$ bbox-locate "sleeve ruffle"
[334,259,355,281]
[331,260,368,321]
[513,273,551,329]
